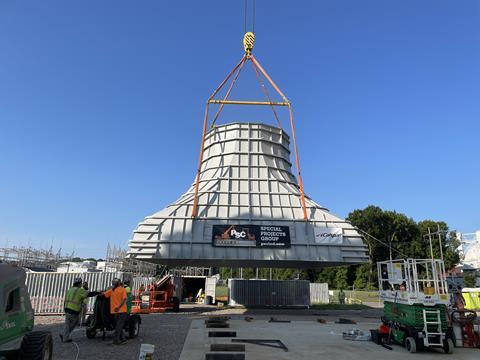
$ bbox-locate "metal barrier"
[228,279,310,307]
[25,272,151,314]
[309,283,329,304]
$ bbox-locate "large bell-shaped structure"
[128,33,368,268]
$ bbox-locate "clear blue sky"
[1,1,479,258]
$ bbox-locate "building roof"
[128,122,368,268]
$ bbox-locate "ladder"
[422,309,444,346]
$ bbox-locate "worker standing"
[79,281,89,327]
[124,280,133,315]
[103,278,128,345]
[61,277,100,343]
[454,285,466,311]
[338,289,346,305]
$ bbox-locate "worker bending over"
[103,278,128,345]
[61,277,100,343]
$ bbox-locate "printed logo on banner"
[256,226,290,248]
[314,227,343,244]
[212,225,291,248]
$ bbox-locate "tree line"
[218,205,461,290]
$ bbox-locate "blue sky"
[1,1,479,258]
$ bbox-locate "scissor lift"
[378,258,454,353]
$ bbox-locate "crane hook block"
[243,32,255,56]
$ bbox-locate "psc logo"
[230,229,247,239]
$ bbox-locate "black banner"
[212,225,290,248]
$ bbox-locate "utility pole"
[437,224,444,261]
[428,227,434,260]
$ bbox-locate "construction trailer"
[179,275,216,304]
[131,274,217,313]
[378,258,455,354]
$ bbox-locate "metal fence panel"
[25,272,162,314]
[228,279,310,307]
[132,276,154,293]
[310,283,329,304]
[26,272,122,314]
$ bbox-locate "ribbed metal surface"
[309,283,329,304]
[228,279,310,307]
[25,272,151,314]
[128,122,368,268]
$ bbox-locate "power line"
[358,229,409,258]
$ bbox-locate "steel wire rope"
[358,229,409,258]
[252,0,256,33]
[211,58,247,128]
[244,0,256,33]
[250,60,282,128]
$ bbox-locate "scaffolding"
[105,243,157,276]
[0,245,70,271]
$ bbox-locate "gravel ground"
[35,313,192,360]
[33,305,384,360]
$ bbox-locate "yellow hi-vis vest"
[64,286,87,313]
[125,286,132,314]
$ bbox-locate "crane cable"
[244,0,256,34]
[243,0,280,127]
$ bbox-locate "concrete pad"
[180,319,479,360]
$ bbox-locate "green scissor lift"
[0,263,52,360]
[378,258,454,354]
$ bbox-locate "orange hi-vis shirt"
[104,286,127,314]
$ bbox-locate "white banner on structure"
[314,227,343,244]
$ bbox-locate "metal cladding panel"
[228,279,310,307]
[205,277,217,300]
[128,122,368,267]
[310,283,329,304]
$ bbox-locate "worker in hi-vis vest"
[124,280,132,314]
[61,277,100,343]
[103,278,128,345]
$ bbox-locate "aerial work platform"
[128,31,368,268]
[378,258,450,306]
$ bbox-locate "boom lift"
[131,275,180,314]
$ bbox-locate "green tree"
[353,264,373,290]
[334,266,348,289]
[417,221,461,269]
[444,231,461,270]
[347,205,461,287]
[317,267,337,288]
[347,206,419,265]
[347,206,419,288]
[463,272,477,288]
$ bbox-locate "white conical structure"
[128,122,368,267]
